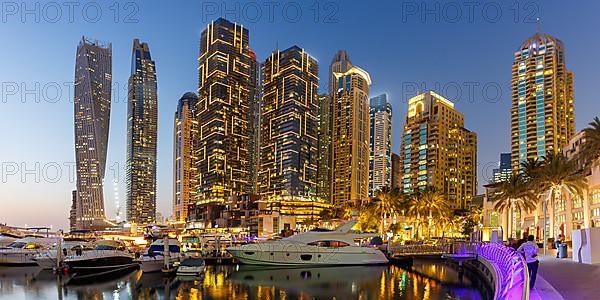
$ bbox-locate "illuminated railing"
[388,243,447,255]
[476,243,529,300]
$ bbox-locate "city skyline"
[2,1,599,229]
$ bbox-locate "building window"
[591,189,600,205]
[556,199,566,212]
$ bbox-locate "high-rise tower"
[73,37,112,230]
[195,18,252,214]
[317,93,333,203]
[369,94,393,196]
[511,32,575,171]
[173,92,199,222]
[126,39,158,225]
[259,46,322,221]
[400,91,477,209]
[248,49,261,195]
[331,61,372,207]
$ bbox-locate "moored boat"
[65,240,138,277]
[137,238,184,273]
[33,239,90,269]
[176,257,205,277]
[226,221,388,266]
[0,237,58,266]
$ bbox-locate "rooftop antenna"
[536,17,542,34]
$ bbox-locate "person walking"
[517,235,540,289]
[555,234,564,258]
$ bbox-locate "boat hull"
[136,254,181,273]
[66,255,138,275]
[176,265,205,277]
[227,244,388,266]
[34,257,57,269]
[0,250,40,266]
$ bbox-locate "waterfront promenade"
[478,245,600,300]
[530,249,600,300]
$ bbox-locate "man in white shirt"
[517,235,540,289]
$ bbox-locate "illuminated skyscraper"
[259,46,323,221]
[511,32,575,171]
[492,153,512,183]
[173,92,199,222]
[69,190,77,232]
[369,94,393,196]
[195,18,251,213]
[400,91,477,209]
[73,37,111,230]
[331,56,372,207]
[126,39,158,225]
[317,93,333,203]
[247,49,261,194]
[329,50,353,95]
[391,153,402,190]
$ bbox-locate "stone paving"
[530,249,600,300]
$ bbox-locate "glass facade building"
[400,91,477,209]
[126,39,158,225]
[73,37,112,230]
[247,49,262,195]
[317,93,333,203]
[492,153,512,183]
[173,92,199,222]
[195,18,253,206]
[331,60,372,207]
[259,46,324,221]
[369,94,393,196]
[511,32,575,171]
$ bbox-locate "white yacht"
[33,239,90,269]
[65,240,137,276]
[226,221,388,266]
[137,238,185,273]
[0,237,58,266]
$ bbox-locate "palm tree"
[491,174,537,239]
[579,116,600,167]
[407,188,449,239]
[373,187,404,237]
[534,152,587,252]
[521,157,544,183]
[320,204,353,221]
[357,201,380,232]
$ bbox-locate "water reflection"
[0,260,485,300]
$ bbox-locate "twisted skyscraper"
[73,37,112,230]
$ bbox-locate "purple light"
[477,243,528,299]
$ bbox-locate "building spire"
[536,17,542,34]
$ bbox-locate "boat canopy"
[180,258,205,267]
[148,244,181,254]
[93,240,126,250]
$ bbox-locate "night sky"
[1,0,598,229]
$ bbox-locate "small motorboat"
[176,257,205,277]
